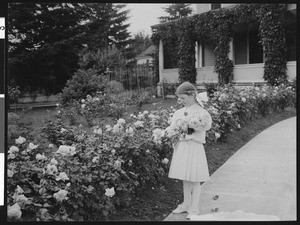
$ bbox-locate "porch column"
[157,39,164,96]
[199,40,203,67]
[195,41,199,68]
[228,38,233,61]
[159,39,164,82]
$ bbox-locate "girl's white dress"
[168,104,212,182]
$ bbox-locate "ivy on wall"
[177,18,197,83]
[151,3,288,86]
[257,4,288,86]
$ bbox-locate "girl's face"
[177,94,195,107]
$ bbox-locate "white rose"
[105,125,112,132]
[130,114,136,118]
[114,160,122,168]
[53,190,68,201]
[36,153,48,161]
[46,164,58,175]
[215,132,221,139]
[162,158,169,164]
[93,128,102,135]
[117,118,126,124]
[27,142,39,150]
[15,185,24,194]
[241,97,246,103]
[15,194,28,206]
[112,124,122,133]
[50,158,58,165]
[81,104,86,109]
[7,203,22,220]
[81,99,85,103]
[7,169,14,178]
[133,120,144,128]
[105,187,115,197]
[126,127,134,135]
[60,128,67,133]
[92,156,99,163]
[8,146,19,154]
[15,136,26,145]
[55,172,69,181]
[56,145,76,156]
[48,144,54,148]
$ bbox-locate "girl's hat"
[175,81,197,95]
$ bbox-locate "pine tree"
[84,3,131,51]
[8,3,89,94]
[159,4,193,23]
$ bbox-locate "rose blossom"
[105,187,115,197]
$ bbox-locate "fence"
[108,65,158,92]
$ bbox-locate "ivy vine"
[151,3,288,86]
[258,4,288,86]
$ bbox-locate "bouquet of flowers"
[152,112,211,146]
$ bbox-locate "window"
[285,23,296,61]
[163,42,179,69]
[202,39,216,67]
[234,29,264,65]
[234,32,248,65]
[211,4,221,10]
[249,29,263,64]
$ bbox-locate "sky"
[125,3,171,37]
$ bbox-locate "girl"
[168,81,212,219]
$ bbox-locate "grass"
[17,98,296,221]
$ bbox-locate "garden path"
[164,116,296,221]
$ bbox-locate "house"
[151,4,296,95]
[135,45,156,65]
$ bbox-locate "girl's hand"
[179,134,193,141]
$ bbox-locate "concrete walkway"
[164,117,296,221]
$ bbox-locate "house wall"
[287,61,296,81]
[160,62,296,86]
[196,67,218,83]
[161,68,179,83]
[137,56,153,65]
[196,4,296,14]
[196,4,237,14]
[287,4,296,10]
[233,63,264,83]
[196,4,210,14]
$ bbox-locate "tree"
[123,31,153,64]
[84,3,131,51]
[8,3,132,95]
[159,4,193,23]
[8,3,89,94]
[78,48,127,74]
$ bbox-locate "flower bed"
[7,83,295,221]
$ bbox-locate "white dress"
[168,104,212,182]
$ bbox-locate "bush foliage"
[7,83,295,221]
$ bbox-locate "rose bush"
[8,83,295,221]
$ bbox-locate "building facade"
[155,4,296,92]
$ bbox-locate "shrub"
[61,68,108,105]
[7,83,295,221]
[7,112,34,146]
